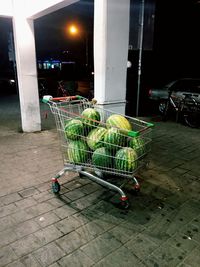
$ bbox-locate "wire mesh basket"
[43,95,154,208]
[47,96,153,178]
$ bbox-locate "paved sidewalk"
[0,95,200,267]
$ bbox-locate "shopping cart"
[43,95,154,209]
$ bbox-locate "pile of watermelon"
[64,107,147,173]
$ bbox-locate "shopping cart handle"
[42,95,83,103]
[42,95,53,103]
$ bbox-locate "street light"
[68,24,78,35]
[67,24,89,67]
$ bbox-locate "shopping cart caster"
[52,178,60,194]
[119,197,130,209]
[130,184,141,195]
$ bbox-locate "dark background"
[0,0,199,115]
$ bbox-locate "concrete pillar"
[12,1,41,132]
[94,0,130,114]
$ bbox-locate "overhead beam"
[26,0,79,19]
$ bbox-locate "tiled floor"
[0,94,200,267]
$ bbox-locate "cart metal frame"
[43,95,153,209]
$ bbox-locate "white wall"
[0,0,13,17]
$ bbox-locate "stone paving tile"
[10,234,42,257]
[93,245,146,267]
[182,246,200,266]
[0,215,17,232]
[33,191,54,203]
[34,182,52,192]
[55,216,83,234]
[79,200,114,220]
[144,255,171,267]
[163,232,198,255]
[19,254,42,267]
[34,211,61,228]
[34,224,63,245]
[11,209,35,224]
[0,192,22,205]
[5,254,43,267]
[58,250,94,267]
[124,233,158,261]
[63,180,83,190]
[49,262,60,267]
[25,202,55,217]
[15,197,38,209]
[71,212,91,226]
[180,221,200,244]
[56,230,88,254]
[53,204,78,219]
[3,260,26,267]
[0,228,18,248]
[108,223,143,244]
[151,242,187,267]
[0,203,18,218]
[63,188,86,201]
[80,232,122,263]
[48,263,60,267]
[46,196,67,208]
[18,187,40,198]
[0,245,18,266]
[13,219,41,238]
[178,264,193,267]
[33,242,65,267]
[75,219,110,239]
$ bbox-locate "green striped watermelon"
[106,114,132,132]
[87,127,107,150]
[128,136,146,158]
[64,119,84,140]
[81,108,101,127]
[67,140,89,164]
[92,147,113,169]
[104,127,126,150]
[115,147,138,172]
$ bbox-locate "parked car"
[148,78,200,114]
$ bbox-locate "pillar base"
[96,100,126,115]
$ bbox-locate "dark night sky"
[0,0,200,81]
[34,0,94,61]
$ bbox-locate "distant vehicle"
[148,78,200,114]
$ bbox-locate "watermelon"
[104,127,126,150]
[64,119,84,140]
[81,108,101,127]
[87,127,107,150]
[92,147,113,169]
[106,114,132,132]
[128,136,146,158]
[67,140,89,164]
[115,147,138,172]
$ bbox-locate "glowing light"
[69,25,78,35]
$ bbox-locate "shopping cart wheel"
[119,197,130,209]
[52,180,60,194]
[79,173,85,178]
[131,184,141,195]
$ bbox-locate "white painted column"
[94,0,130,114]
[12,1,41,132]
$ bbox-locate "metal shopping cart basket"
[43,95,154,209]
